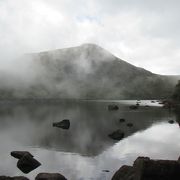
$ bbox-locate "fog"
[0,0,180,76]
[0,1,179,99]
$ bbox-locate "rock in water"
[35,173,67,180]
[108,105,119,111]
[129,105,138,110]
[17,154,41,174]
[11,151,33,160]
[111,165,134,180]
[168,120,174,124]
[133,157,180,180]
[0,176,29,180]
[127,123,133,127]
[112,156,180,180]
[108,129,124,140]
[119,118,125,123]
[53,119,70,129]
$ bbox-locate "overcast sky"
[0,0,180,75]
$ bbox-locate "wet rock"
[129,105,138,110]
[35,173,67,180]
[0,176,29,180]
[17,154,41,174]
[108,105,119,111]
[112,165,134,180]
[108,129,124,140]
[11,151,33,160]
[102,170,110,172]
[112,156,180,180]
[53,119,70,129]
[133,156,180,180]
[119,118,125,123]
[168,120,175,124]
[151,100,155,103]
[127,123,133,127]
[136,103,140,106]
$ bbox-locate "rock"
[102,170,110,172]
[136,103,140,106]
[151,100,155,103]
[11,151,33,160]
[108,129,124,140]
[119,118,125,123]
[108,105,119,111]
[112,156,180,180]
[35,173,67,180]
[53,119,70,129]
[0,176,29,180]
[111,165,134,180]
[133,156,180,180]
[127,123,133,127]
[168,120,175,124]
[129,105,138,110]
[17,154,41,174]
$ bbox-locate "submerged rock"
[129,105,138,110]
[11,151,33,160]
[119,118,125,123]
[17,154,41,174]
[53,119,70,129]
[102,170,110,172]
[35,173,67,180]
[108,105,119,111]
[127,123,133,127]
[108,129,124,140]
[0,177,29,180]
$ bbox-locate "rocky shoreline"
[2,153,180,180]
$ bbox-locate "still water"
[0,100,179,180]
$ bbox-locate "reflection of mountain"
[0,101,172,156]
[0,44,179,99]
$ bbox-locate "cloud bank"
[0,0,180,75]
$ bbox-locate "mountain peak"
[80,43,100,48]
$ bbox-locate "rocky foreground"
[112,156,180,180]
[1,154,180,180]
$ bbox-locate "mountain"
[0,43,179,99]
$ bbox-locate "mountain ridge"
[0,43,179,99]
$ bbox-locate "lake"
[0,100,179,180]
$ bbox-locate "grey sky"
[0,0,179,75]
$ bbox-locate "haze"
[0,0,180,75]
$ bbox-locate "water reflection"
[0,100,179,180]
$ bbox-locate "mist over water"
[0,100,179,179]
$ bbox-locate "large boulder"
[133,157,180,180]
[35,173,67,180]
[53,119,70,129]
[111,156,180,180]
[11,151,33,160]
[108,129,124,140]
[17,154,41,174]
[111,165,134,180]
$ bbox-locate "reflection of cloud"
[106,122,180,161]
